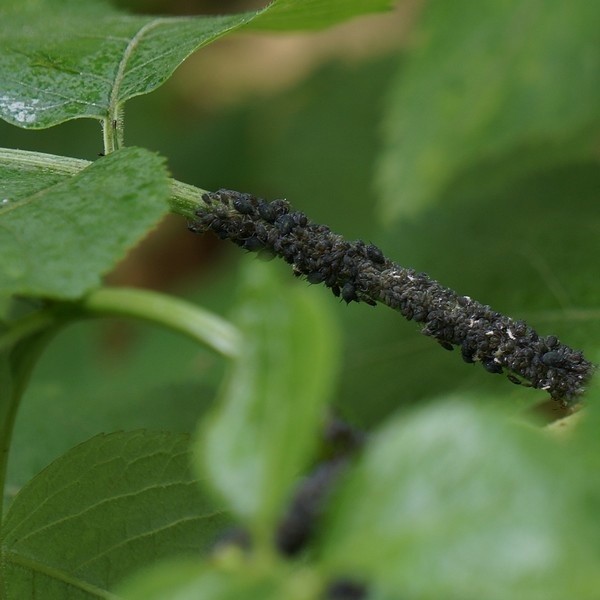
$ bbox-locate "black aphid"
[232,196,255,215]
[325,580,368,600]
[189,189,595,405]
[366,243,385,264]
[341,282,358,304]
[275,459,347,556]
[307,271,326,284]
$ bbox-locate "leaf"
[0,0,394,130]
[0,149,89,200]
[198,259,339,537]
[3,283,237,499]
[336,157,600,425]
[0,146,169,299]
[248,0,395,31]
[319,401,600,599]
[119,559,320,600]
[0,431,229,599]
[377,0,600,221]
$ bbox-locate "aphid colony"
[189,189,594,406]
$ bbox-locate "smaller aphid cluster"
[211,415,366,597]
[189,189,594,405]
[275,416,365,557]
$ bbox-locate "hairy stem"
[0,148,594,403]
[188,189,595,405]
[0,148,205,218]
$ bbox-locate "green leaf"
[198,260,339,539]
[337,156,600,425]
[0,431,229,599]
[377,0,600,221]
[0,146,169,299]
[6,319,225,500]
[319,401,600,599]
[248,0,395,31]
[0,0,394,130]
[119,559,320,600]
[0,149,89,200]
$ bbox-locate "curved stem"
[0,310,58,354]
[78,287,241,359]
[0,327,60,519]
[0,287,239,512]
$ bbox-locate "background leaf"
[119,559,320,600]
[1,430,229,599]
[6,312,227,503]
[198,259,340,538]
[0,146,169,299]
[377,0,600,220]
[248,0,395,31]
[139,51,599,426]
[319,401,600,599]
[0,0,394,129]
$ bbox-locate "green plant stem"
[78,287,241,358]
[102,107,125,155]
[0,147,208,218]
[0,286,239,513]
[0,328,59,520]
[102,117,116,155]
[0,310,57,353]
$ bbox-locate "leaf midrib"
[2,549,120,599]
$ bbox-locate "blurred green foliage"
[1,0,599,597]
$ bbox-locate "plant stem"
[103,106,125,155]
[189,189,596,405]
[0,286,240,513]
[78,287,241,358]
[0,328,58,520]
[0,310,57,353]
[0,147,208,219]
[102,117,116,155]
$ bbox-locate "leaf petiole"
[77,287,241,359]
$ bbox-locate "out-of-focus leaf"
[377,0,600,220]
[0,147,169,299]
[319,400,600,599]
[0,0,394,129]
[6,313,226,501]
[1,431,229,599]
[119,559,320,600]
[339,158,600,425]
[248,0,395,31]
[198,259,339,537]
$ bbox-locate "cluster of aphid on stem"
[189,189,595,406]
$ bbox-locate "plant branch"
[77,287,241,358]
[0,148,594,403]
[188,189,596,406]
[0,327,60,519]
[0,286,239,512]
[0,147,206,219]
